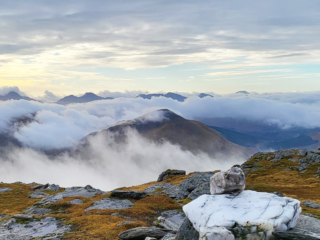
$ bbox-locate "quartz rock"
[183,191,301,239]
[210,165,245,195]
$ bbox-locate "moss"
[178,198,192,205]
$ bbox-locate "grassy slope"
[244,150,320,218]
[0,175,189,239]
[1,153,320,238]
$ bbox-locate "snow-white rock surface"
[183,190,301,239]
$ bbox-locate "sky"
[0,0,320,96]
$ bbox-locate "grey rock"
[144,184,174,194]
[273,228,320,240]
[155,210,185,231]
[302,201,320,209]
[179,172,214,192]
[69,199,84,205]
[28,191,49,199]
[210,165,245,194]
[23,205,51,216]
[295,215,320,234]
[161,233,176,240]
[145,238,157,240]
[162,186,189,200]
[0,188,12,193]
[13,214,33,220]
[272,192,284,197]
[38,185,104,205]
[175,218,199,240]
[117,221,141,227]
[30,183,60,191]
[86,198,134,210]
[187,182,210,200]
[119,227,175,240]
[111,190,147,200]
[157,170,186,182]
[0,217,71,240]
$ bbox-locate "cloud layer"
[2,93,320,150]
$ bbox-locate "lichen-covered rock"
[187,182,210,200]
[0,217,71,239]
[37,185,104,205]
[111,190,147,200]
[175,218,199,240]
[118,227,174,240]
[183,191,301,239]
[210,165,245,195]
[86,198,134,210]
[157,169,186,182]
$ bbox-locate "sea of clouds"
[2,88,320,190]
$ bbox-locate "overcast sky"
[0,0,320,96]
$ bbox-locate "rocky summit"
[0,148,320,239]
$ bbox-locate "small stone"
[0,188,12,193]
[145,238,157,240]
[157,169,186,182]
[161,233,176,240]
[302,201,320,209]
[119,227,174,240]
[13,214,33,219]
[272,192,284,197]
[210,165,245,195]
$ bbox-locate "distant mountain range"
[0,91,35,101]
[137,92,213,102]
[198,117,320,150]
[56,92,113,105]
[0,91,214,104]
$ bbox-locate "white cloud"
[0,130,243,190]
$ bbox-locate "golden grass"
[47,194,182,239]
[0,183,61,216]
[245,153,320,218]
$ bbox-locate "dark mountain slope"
[86,109,254,157]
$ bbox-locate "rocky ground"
[0,149,320,239]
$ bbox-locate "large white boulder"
[183,190,301,240]
[210,165,245,195]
